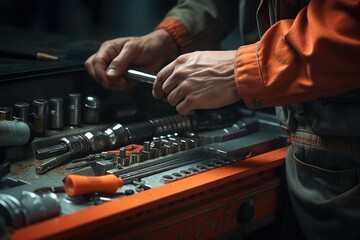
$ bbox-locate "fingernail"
[106,68,116,77]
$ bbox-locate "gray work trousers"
[286,138,360,240]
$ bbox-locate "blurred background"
[0,0,240,49]
[0,0,251,118]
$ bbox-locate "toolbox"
[0,25,288,239]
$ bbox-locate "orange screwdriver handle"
[64,174,124,197]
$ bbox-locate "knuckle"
[176,104,189,116]
[101,40,112,48]
[93,55,104,65]
[172,70,185,80]
[179,81,191,92]
[109,60,121,68]
[166,94,175,106]
[156,71,165,82]
[185,95,196,106]
[123,40,137,52]
[175,56,185,65]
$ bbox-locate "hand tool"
[36,149,81,175]
[48,97,64,129]
[83,95,101,124]
[35,108,240,174]
[30,99,49,136]
[0,191,60,229]
[123,69,156,85]
[35,114,192,162]
[141,141,153,161]
[116,147,129,166]
[66,93,81,126]
[66,153,117,171]
[0,106,12,120]
[64,174,124,197]
[13,102,30,122]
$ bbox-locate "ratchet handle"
[124,69,156,84]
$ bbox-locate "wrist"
[153,29,180,61]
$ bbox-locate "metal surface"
[0,191,60,229]
[124,69,156,85]
[1,109,286,239]
[30,99,49,136]
[66,93,81,126]
[9,147,286,239]
[0,106,13,120]
[83,95,101,124]
[48,97,64,129]
[35,149,81,175]
[35,114,195,170]
[13,102,30,122]
[34,109,241,175]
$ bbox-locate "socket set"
[0,93,101,136]
[0,105,285,234]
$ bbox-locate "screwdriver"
[64,174,124,197]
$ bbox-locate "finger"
[162,74,178,95]
[92,40,126,89]
[93,55,111,89]
[176,96,196,115]
[153,61,175,99]
[85,53,111,89]
[106,40,138,81]
[166,84,184,107]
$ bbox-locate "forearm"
[235,0,360,109]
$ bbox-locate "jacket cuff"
[234,43,270,109]
[156,18,191,53]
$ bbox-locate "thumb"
[106,59,128,81]
[106,42,137,80]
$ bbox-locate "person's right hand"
[85,29,179,91]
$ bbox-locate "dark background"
[0,0,240,49]
[0,0,262,121]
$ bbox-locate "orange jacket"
[157,0,360,109]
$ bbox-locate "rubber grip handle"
[64,174,124,197]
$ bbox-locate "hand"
[153,50,242,115]
[85,29,179,91]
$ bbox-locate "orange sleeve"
[235,0,360,109]
[156,18,191,53]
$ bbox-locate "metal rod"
[124,69,156,84]
[36,149,80,175]
[118,151,213,182]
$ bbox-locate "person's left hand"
[152,50,242,115]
